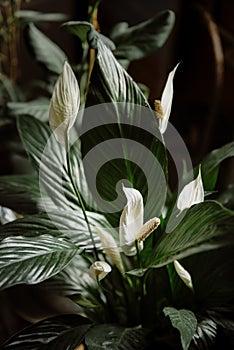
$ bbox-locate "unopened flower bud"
[174,260,194,291]
[49,61,80,146]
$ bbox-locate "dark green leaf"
[0,234,79,289]
[7,98,50,122]
[85,324,149,349]
[0,209,109,249]
[163,307,197,350]
[111,10,175,61]
[148,201,234,268]
[17,115,96,212]
[201,141,234,191]
[25,23,67,74]
[62,21,115,49]
[0,175,42,215]
[1,314,93,349]
[83,39,167,225]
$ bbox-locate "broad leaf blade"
[25,23,67,74]
[1,314,92,350]
[0,235,79,289]
[83,39,167,225]
[0,209,110,249]
[0,175,42,214]
[201,141,234,191]
[148,201,234,268]
[111,10,175,61]
[86,38,149,106]
[17,115,95,212]
[163,307,197,350]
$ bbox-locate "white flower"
[154,63,179,134]
[174,260,194,291]
[177,166,204,212]
[89,261,111,281]
[96,227,125,275]
[49,61,80,146]
[119,186,160,256]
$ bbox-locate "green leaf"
[163,307,197,350]
[110,10,175,61]
[25,23,67,74]
[148,201,234,268]
[17,115,96,212]
[85,324,149,349]
[1,314,93,349]
[83,39,167,225]
[86,38,149,105]
[62,21,115,50]
[201,141,234,191]
[0,209,109,249]
[0,175,42,215]
[0,234,79,289]
[7,98,50,122]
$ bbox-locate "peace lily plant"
[0,2,234,350]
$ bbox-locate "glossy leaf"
[0,234,79,289]
[111,10,175,61]
[201,141,234,191]
[25,23,67,74]
[1,314,93,349]
[83,39,167,225]
[17,115,96,212]
[0,210,109,250]
[148,201,234,268]
[163,307,197,350]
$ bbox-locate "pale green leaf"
[7,98,50,122]
[25,23,67,74]
[163,307,197,350]
[111,10,175,61]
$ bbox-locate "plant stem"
[65,136,99,260]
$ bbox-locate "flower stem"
[65,136,98,260]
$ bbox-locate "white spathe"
[119,186,160,256]
[177,167,204,211]
[156,63,180,134]
[49,61,80,146]
[89,261,112,281]
[119,186,144,256]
